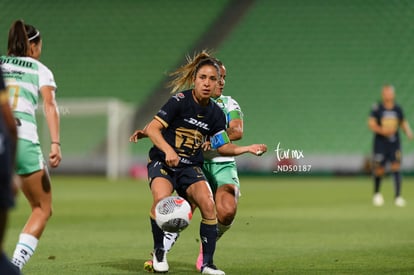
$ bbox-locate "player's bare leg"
[11,169,52,270]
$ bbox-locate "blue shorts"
[147,160,207,199]
[373,140,401,167]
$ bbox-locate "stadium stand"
[216,0,414,172]
[2,0,414,175]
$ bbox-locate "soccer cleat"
[195,244,203,271]
[201,264,225,275]
[373,193,384,207]
[152,248,168,273]
[164,232,180,252]
[395,197,406,207]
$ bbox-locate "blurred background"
[2,0,414,179]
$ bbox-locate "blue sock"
[150,217,164,250]
[374,176,381,193]
[393,172,402,198]
[200,221,218,267]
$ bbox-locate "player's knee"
[217,209,236,226]
[374,166,385,177]
[216,201,237,225]
[391,162,400,172]
[33,206,52,221]
[199,199,216,220]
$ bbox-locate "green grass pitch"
[4,175,414,274]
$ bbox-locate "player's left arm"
[401,120,413,140]
[41,86,62,168]
[212,130,267,156]
[129,124,149,142]
[217,141,267,156]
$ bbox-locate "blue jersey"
[0,67,15,209]
[149,90,228,167]
[370,102,404,145]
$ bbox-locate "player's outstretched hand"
[249,144,267,156]
[129,129,147,143]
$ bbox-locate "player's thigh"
[186,180,215,219]
[151,177,174,201]
[373,145,386,175]
[20,168,52,211]
[390,148,401,172]
[148,160,175,198]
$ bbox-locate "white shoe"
[153,248,168,273]
[395,197,406,207]
[373,193,384,207]
[201,264,225,275]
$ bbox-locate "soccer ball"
[155,196,192,233]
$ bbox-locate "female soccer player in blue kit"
[130,52,267,274]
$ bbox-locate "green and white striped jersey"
[0,56,57,144]
[204,95,243,162]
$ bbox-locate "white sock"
[217,222,231,241]
[11,233,38,270]
[163,232,179,252]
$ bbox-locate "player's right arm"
[227,118,243,141]
[41,85,61,168]
[226,98,243,141]
[146,119,179,167]
[368,116,394,137]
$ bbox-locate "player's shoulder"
[394,103,403,111]
[371,102,381,112]
[218,95,241,107]
[32,57,50,70]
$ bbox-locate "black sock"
[374,176,381,193]
[200,222,218,267]
[150,217,164,250]
[393,172,402,198]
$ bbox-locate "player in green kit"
[195,59,244,270]
[1,20,62,271]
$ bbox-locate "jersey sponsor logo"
[172,92,185,101]
[0,57,34,69]
[184,117,209,130]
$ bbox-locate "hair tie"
[28,31,40,41]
